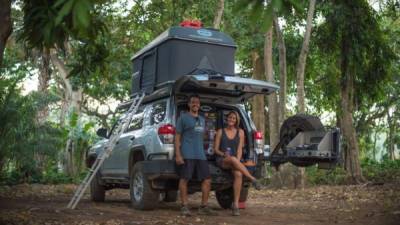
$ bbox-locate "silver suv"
[87,74,279,210]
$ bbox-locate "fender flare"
[86,152,98,168]
[128,145,146,175]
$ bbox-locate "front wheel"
[130,162,159,210]
[90,172,105,202]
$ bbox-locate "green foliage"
[0,72,65,183]
[316,0,396,108]
[18,0,106,49]
[40,164,72,184]
[361,159,400,183]
[306,166,347,185]
[306,159,400,185]
[234,0,303,31]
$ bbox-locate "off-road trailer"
[265,114,340,170]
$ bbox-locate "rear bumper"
[140,160,257,190]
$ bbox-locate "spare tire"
[279,114,325,167]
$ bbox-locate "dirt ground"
[0,183,399,225]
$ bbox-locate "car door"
[115,107,146,177]
[173,74,279,103]
[101,117,124,176]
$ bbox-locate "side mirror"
[96,128,108,138]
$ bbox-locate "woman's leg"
[223,156,256,181]
[232,170,242,208]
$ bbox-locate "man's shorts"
[177,159,210,181]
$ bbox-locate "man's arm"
[175,133,184,165]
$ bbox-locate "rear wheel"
[279,114,325,167]
[130,162,159,210]
[90,172,105,202]
[163,190,178,202]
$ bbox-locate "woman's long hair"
[227,111,240,128]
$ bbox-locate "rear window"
[151,101,167,125]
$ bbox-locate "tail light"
[158,124,175,144]
[253,131,264,154]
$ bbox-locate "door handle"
[130,136,135,141]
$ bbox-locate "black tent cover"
[131,26,237,95]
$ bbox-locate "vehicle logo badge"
[201,105,213,112]
[197,29,212,37]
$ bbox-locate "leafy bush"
[41,170,72,184]
[306,159,400,185]
[306,166,347,185]
[361,159,400,183]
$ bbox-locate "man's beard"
[190,107,198,113]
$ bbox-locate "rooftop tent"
[131,26,237,95]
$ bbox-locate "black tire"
[130,162,159,210]
[163,190,178,202]
[216,187,233,209]
[280,114,325,167]
[90,172,105,202]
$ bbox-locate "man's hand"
[175,155,184,165]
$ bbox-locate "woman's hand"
[223,151,231,158]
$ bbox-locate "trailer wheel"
[280,114,325,167]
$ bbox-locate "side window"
[126,107,145,132]
[150,101,167,125]
[108,108,128,137]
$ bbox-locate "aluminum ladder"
[67,92,146,209]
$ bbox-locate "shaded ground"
[0,183,399,225]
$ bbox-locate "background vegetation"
[0,0,399,187]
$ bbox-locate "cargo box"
[131,26,237,95]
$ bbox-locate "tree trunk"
[273,17,287,126]
[265,27,286,188]
[296,0,315,113]
[213,0,224,29]
[387,110,396,160]
[340,77,364,183]
[0,0,12,67]
[37,48,51,123]
[339,40,365,183]
[250,51,265,135]
[373,126,379,161]
[293,0,316,189]
[34,48,52,173]
[265,28,279,149]
[50,50,83,177]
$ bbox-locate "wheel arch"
[129,146,146,176]
[86,152,97,168]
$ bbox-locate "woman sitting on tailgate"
[214,111,261,216]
